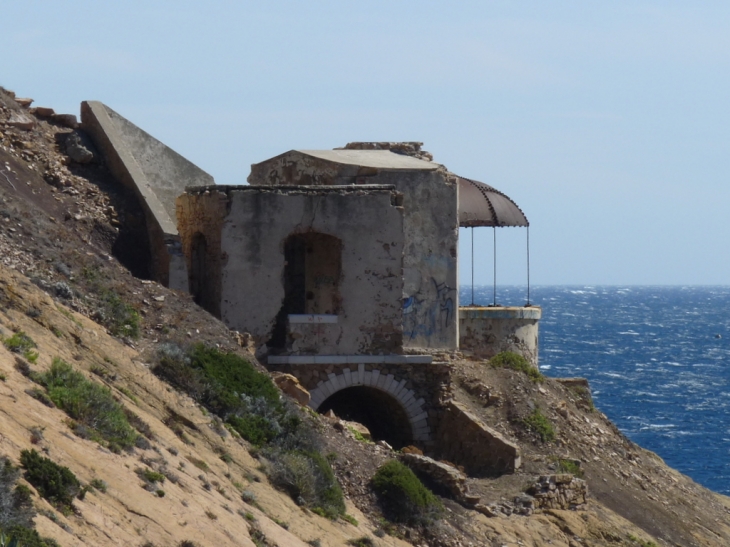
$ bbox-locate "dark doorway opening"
[318,386,413,449]
[269,232,342,350]
[190,232,208,308]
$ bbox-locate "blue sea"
[461,285,730,495]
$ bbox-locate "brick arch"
[308,365,431,442]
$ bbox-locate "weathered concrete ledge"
[459,306,542,320]
[268,355,433,365]
[459,306,541,367]
[81,101,214,289]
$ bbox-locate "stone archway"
[308,365,431,444]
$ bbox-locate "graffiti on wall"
[403,277,455,341]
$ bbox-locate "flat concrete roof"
[296,149,441,170]
[185,184,397,195]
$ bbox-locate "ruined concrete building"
[178,145,460,353]
[82,102,538,463]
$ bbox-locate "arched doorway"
[269,232,343,349]
[319,386,413,449]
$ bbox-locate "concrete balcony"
[458,306,542,367]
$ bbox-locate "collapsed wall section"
[81,101,214,289]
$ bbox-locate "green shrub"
[1,526,60,547]
[555,458,583,477]
[346,537,374,547]
[19,450,80,511]
[0,457,35,529]
[267,451,345,519]
[227,415,279,447]
[99,290,140,339]
[371,460,442,524]
[523,408,555,442]
[490,351,543,382]
[3,332,36,355]
[2,332,38,364]
[36,358,138,451]
[154,343,294,446]
[138,469,165,484]
[89,479,107,493]
[341,514,358,526]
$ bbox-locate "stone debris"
[341,141,434,161]
[63,131,95,163]
[7,111,35,131]
[31,106,55,117]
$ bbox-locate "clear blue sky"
[3,1,730,286]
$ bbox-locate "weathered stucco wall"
[176,189,228,317]
[248,150,459,351]
[181,185,405,354]
[459,307,541,367]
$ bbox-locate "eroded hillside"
[1,86,730,547]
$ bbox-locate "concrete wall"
[376,170,459,351]
[248,151,459,351]
[81,101,214,289]
[435,400,521,475]
[178,185,405,354]
[459,307,542,367]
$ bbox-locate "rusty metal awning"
[458,177,528,227]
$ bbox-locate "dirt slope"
[1,86,730,547]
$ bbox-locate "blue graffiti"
[403,278,455,341]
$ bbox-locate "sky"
[3,1,730,287]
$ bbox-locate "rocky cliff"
[0,86,729,547]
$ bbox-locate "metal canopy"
[458,177,529,228]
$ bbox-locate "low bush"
[99,290,140,339]
[267,450,345,519]
[19,450,80,512]
[2,332,38,363]
[523,408,555,442]
[555,458,583,477]
[36,358,138,451]
[0,458,35,529]
[1,525,60,547]
[371,460,442,525]
[490,351,543,382]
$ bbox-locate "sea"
[460,285,730,496]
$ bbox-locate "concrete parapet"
[459,306,541,367]
[81,101,214,288]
